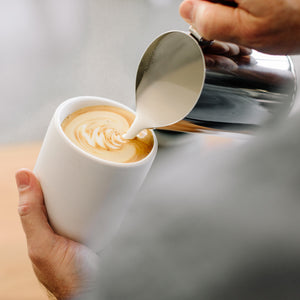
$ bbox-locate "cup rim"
[53,96,158,168]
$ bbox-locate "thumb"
[179,0,244,44]
[16,169,54,247]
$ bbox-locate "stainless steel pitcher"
[150,28,297,136]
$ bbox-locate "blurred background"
[0,0,187,144]
[0,1,187,299]
[0,0,299,299]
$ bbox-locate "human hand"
[180,0,300,54]
[203,40,254,70]
[16,169,99,300]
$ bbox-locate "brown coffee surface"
[61,105,154,163]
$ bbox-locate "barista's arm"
[180,0,300,54]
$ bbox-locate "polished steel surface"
[156,31,297,135]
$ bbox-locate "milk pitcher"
[147,28,297,136]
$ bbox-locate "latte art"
[78,124,127,150]
[61,105,154,163]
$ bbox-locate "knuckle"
[18,201,45,218]
[18,203,32,217]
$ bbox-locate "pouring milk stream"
[123,30,206,139]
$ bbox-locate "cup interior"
[56,96,136,124]
[54,96,158,166]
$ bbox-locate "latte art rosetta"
[78,125,127,150]
[61,105,154,163]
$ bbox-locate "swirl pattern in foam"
[61,105,154,163]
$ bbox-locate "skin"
[16,169,98,299]
[16,1,300,299]
[179,0,300,54]
[201,40,253,71]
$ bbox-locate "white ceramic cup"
[34,96,158,252]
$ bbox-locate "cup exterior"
[34,96,157,252]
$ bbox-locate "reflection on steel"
[157,31,297,135]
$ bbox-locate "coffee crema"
[61,105,154,163]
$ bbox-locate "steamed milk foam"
[61,105,154,163]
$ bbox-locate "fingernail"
[180,0,194,22]
[16,171,30,191]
